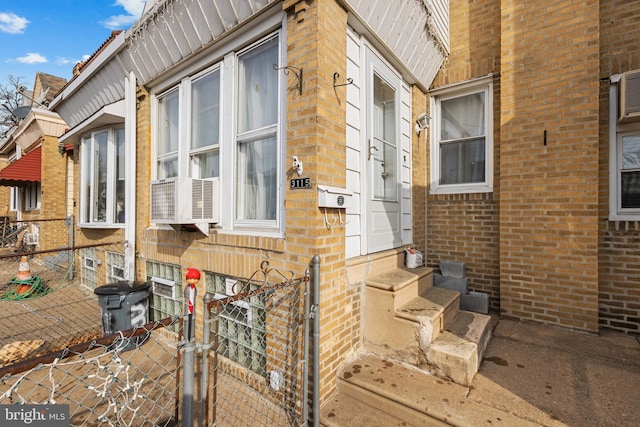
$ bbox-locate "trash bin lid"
[94,281,151,296]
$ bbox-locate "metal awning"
[0,146,41,187]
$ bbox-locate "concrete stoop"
[320,353,540,427]
[361,253,492,387]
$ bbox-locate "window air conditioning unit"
[150,177,219,235]
[24,233,39,246]
[619,69,640,123]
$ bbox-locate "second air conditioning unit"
[150,177,220,235]
[24,233,39,246]
[619,69,640,123]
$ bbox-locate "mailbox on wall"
[317,185,352,209]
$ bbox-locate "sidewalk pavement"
[321,317,640,426]
[470,318,640,426]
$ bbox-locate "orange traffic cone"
[16,256,32,281]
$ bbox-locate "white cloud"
[0,12,29,34]
[102,0,145,30]
[16,53,47,64]
[115,0,145,16]
[55,54,91,66]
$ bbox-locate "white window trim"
[79,127,125,228]
[9,187,19,212]
[609,75,640,220]
[25,182,41,211]
[151,28,286,235]
[429,75,494,194]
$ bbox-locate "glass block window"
[206,273,266,376]
[146,261,182,334]
[106,251,126,282]
[81,247,97,289]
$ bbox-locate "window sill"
[79,223,126,229]
[608,213,640,222]
[430,184,493,195]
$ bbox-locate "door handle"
[367,139,379,160]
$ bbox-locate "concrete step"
[320,353,540,427]
[363,267,435,364]
[396,286,460,344]
[425,310,494,386]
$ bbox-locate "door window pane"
[372,73,396,200]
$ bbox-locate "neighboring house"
[425,0,640,335]
[48,0,640,411]
[0,72,69,250]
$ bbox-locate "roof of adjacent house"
[34,73,68,104]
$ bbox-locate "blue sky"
[0,0,146,89]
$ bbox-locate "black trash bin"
[95,281,151,348]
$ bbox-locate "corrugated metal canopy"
[0,146,41,187]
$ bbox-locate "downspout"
[125,71,137,281]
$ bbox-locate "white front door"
[365,48,401,253]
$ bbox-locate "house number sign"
[290,177,311,189]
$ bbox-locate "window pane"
[441,92,485,140]
[622,135,640,169]
[193,150,219,178]
[236,136,277,221]
[82,138,92,222]
[440,138,486,185]
[93,131,108,222]
[621,171,640,208]
[115,129,126,223]
[158,89,179,179]
[158,157,178,179]
[158,90,179,156]
[237,37,278,133]
[192,70,220,149]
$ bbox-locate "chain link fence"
[0,318,181,426]
[0,229,127,361]
[200,263,311,427]
[0,230,320,427]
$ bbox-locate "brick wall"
[499,0,600,332]
[134,0,358,404]
[38,135,69,250]
[427,0,502,310]
[598,0,640,333]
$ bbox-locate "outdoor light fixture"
[415,113,431,136]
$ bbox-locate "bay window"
[430,77,493,194]
[153,32,282,231]
[80,128,125,226]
